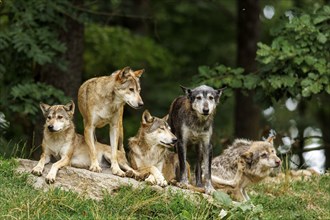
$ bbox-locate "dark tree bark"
[40,19,84,105]
[235,0,261,140]
[33,4,84,158]
[318,96,330,170]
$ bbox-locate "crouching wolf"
[211,136,281,201]
[78,67,144,176]
[128,110,186,187]
[32,101,138,183]
[168,85,225,194]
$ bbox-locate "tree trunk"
[33,5,84,157]
[234,0,261,140]
[318,95,330,170]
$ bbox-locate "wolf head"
[114,66,144,109]
[141,110,177,148]
[40,101,75,133]
[181,85,225,117]
[241,136,281,172]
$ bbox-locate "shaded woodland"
[0,0,329,171]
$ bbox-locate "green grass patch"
[251,175,330,220]
[1,158,329,220]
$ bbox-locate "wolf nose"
[48,125,54,131]
[203,109,209,114]
[171,138,178,144]
[275,160,281,167]
[138,101,144,107]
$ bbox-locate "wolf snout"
[138,101,144,108]
[48,125,55,132]
[202,108,209,115]
[275,159,281,167]
[171,138,178,144]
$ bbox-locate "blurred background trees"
[0,0,329,171]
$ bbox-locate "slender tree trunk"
[235,0,261,140]
[318,95,330,170]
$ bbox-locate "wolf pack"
[32,67,281,202]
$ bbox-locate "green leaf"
[213,191,232,206]
[317,33,327,44]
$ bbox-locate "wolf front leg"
[109,120,125,177]
[177,139,189,186]
[31,151,51,176]
[84,123,102,172]
[203,143,215,194]
[195,143,203,187]
[46,155,70,184]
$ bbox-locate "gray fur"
[168,85,223,194]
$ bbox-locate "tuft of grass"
[251,174,330,220]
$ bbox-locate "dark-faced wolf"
[78,67,144,176]
[168,85,225,194]
[32,101,138,183]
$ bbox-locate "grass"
[0,158,329,220]
[251,174,330,220]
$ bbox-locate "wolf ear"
[180,85,192,96]
[215,86,226,103]
[241,151,253,165]
[266,136,275,144]
[64,100,75,118]
[142,110,154,124]
[118,66,131,80]
[162,114,169,122]
[40,103,51,117]
[134,69,144,78]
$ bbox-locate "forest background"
[0,0,329,172]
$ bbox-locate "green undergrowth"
[0,158,329,220]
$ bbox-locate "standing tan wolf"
[32,101,138,183]
[168,85,225,194]
[211,136,281,201]
[128,110,179,186]
[78,67,144,176]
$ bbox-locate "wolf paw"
[31,166,43,176]
[111,167,125,177]
[145,175,156,185]
[205,184,216,195]
[156,178,168,187]
[90,164,102,173]
[45,174,56,184]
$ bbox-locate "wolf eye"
[209,96,214,100]
[196,96,202,100]
[160,127,165,130]
[57,115,63,119]
[47,116,51,120]
[261,153,268,158]
[129,88,134,92]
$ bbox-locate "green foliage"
[256,5,330,98]
[84,24,176,77]
[213,191,263,220]
[9,82,69,120]
[197,5,330,103]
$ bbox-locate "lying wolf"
[128,110,190,187]
[211,136,281,201]
[32,101,138,183]
[168,85,225,194]
[78,67,144,176]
